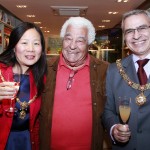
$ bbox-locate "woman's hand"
[0,82,17,100]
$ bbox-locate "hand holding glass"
[119,97,131,124]
[4,73,20,113]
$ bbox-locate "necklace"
[16,95,37,119]
[0,69,37,119]
[116,59,150,106]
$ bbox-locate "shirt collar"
[58,53,90,70]
[132,53,150,64]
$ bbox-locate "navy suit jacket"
[102,54,150,150]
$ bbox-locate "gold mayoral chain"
[0,69,37,119]
[116,59,150,106]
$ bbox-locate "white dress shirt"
[132,54,150,79]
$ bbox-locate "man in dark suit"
[102,9,150,150]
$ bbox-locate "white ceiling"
[0,0,148,37]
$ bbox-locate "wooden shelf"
[0,21,13,53]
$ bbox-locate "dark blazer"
[102,54,150,150]
[40,55,109,150]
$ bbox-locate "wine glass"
[4,73,20,113]
[119,96,131,125]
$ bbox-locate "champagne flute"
[119,96,131,125]
[4,73,20,113]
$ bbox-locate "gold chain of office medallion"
[116,59,150,106]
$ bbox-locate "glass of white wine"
[4,73,20,113]
[119,97,131,125]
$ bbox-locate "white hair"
[60,17,96,45]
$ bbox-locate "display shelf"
[0,5,22,53]
[0,21,13,53]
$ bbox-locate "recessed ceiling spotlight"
[40,26,46,29]
[16,5,27,8]
[102,20,110,22]
[116,0,128,2]
[26,15,35,18]
[44,31,50,33]
[98,25,105,28]
[34,22,41,24]
[108,12,118,14]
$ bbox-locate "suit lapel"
[122,55,139,95]
[144,77,150,97]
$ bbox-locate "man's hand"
[112,124,131,143]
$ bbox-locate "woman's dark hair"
[0,22,47,96]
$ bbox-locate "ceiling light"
[51,6,88,16]
[40,26,46,29]
[26,15,35,18]
[98,25,105,28]
[34,22,41,24]
[102,20,110,22]
[108,12,118,14]
[44,31,50,33]
[16,5,27,8]
[113,12,118,14]
[116,0,128,2]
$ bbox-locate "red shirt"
[51,54,92,150]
